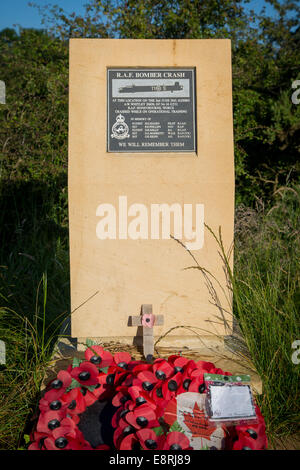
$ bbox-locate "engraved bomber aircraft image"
[118,81,183,93]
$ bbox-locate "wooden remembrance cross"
[129,305,164,361]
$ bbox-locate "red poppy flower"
[36,410,66,434]
[44,370,72,402]
[44,435,82,450]
[177,370,193,394]
[124,404,158,430]
[236,428,267,450]
[142,313,155,328]
[117,410,136,430]
[80,388,98,406]
[233,434,257,450]
[236,420,265,436]
[128,360,145,373]
[152,402,168,419]
[210,367,226,375]
[57,370,72,387]
[114,352,132,370]
[127,385,142,402]
[89,379,115,402]
[131,362,153,376]
[61,388,87,417]
[163,431,190,450]
[126,386,157,411]
[184,359,197,375]
[96,372,117,402]
[113,422,138,449]
[122,374,135,389]
[42,387,65,403]
[44,421,82,450]
[119,433,140,450]
[168,355,189,373]
[98,366,117,385]
[235,417,267,450]
[28,442,42,451]
[114,369,131,387]
[190,366,205,379]
[136,428,159,450]
[39,395,68,413]
[135,370,158,392]
[194,360,216,372]
[101,361,131,389]
[85,345,113,368]
[167,355,181,364]
[113,425,125,447]
[161,372,182,401]
[188,375,206,394]
[112,386,132,407]
[112,406,128,428]
[28,432,49,450]
[71,361,99,386]
[153,358,174,379]
[163,397,177,427]
[149,380,168,408]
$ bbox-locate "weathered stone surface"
[68,39,235,344]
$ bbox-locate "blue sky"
[0,0,278,32]
[0,1,87,31]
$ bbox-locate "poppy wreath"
[28,345,268,450]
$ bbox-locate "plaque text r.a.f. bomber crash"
[107,68,196,153]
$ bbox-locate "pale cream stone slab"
[69,39,235,345]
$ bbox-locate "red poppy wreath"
[29,344,268,450]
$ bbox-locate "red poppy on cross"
[129,305,164,362]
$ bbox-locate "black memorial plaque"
[107,68,196,153]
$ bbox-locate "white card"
[209,384,256,420]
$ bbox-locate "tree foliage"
[0,0,299,206]
[0,27,68,182]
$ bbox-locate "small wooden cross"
[129,304,164,362]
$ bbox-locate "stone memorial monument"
[68,39,235,351]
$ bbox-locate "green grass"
[0,184,299,449]
[232,187,300,440]
[0,181,70,450]
[0,284,63,449]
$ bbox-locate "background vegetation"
[0,0,299,449]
